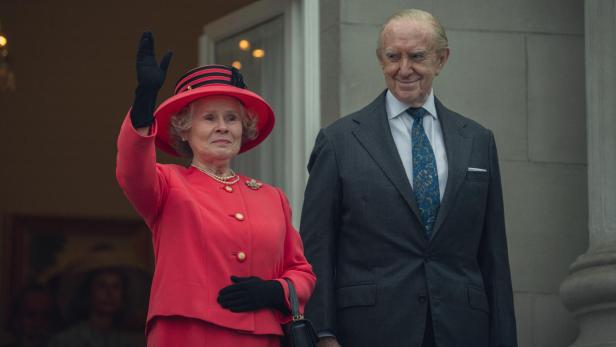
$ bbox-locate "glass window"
[215,16,285,188]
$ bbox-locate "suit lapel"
[349,94,473,242]
[351,92,423,222]
[432,98,472,236]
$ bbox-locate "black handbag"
[282,279,319,347]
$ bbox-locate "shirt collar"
[386,89,438,120]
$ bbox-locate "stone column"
[559,1,616,346]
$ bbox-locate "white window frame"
[199,0,320,226]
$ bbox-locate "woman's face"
[186,96,244,163]
[90,271,123,315]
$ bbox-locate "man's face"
[378,19,449,107]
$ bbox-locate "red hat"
[154,64,275,156]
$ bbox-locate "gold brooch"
[245,179,262,190]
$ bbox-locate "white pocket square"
[467,167,487,172]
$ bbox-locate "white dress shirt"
[386,89,448,200]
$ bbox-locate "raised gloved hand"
[218,276,288,313]
[130,31,173,129]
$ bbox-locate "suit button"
[237,251,247,262]
[418,294,427,303]
[234,213,245,221]
[224,186,234,193]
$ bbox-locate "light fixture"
[0,20,16,92]
[238,39,250,51]
[231,60,242,70]
[252,49,265,59]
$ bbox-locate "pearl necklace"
[191,163,240,185]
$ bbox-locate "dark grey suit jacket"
[300,91,517,347]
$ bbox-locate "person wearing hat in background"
[115,32,316,346]
[46,250,139,347]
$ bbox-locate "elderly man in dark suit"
[300,9,517,347]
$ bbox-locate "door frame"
[199,0,320,225]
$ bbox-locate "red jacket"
[116,114,316,335]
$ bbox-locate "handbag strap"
[284,278,303,321]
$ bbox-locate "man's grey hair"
[376,9,448,58]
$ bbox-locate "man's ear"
[376,48,384,67]
[435,47,450,75]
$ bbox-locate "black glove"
[131,31,173,129]
[218,276,289,313]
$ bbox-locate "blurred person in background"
[2,284,60,347]
[47,246,142,347]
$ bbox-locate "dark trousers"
[422,308,436,347]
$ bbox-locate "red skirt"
[147,316,281,347]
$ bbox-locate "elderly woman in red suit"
[115,32,316,346]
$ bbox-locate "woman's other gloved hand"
[131,31,173,129]
[218,276,289,313]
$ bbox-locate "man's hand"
[318,337,342,347]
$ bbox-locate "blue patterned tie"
[408,107,440,238]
